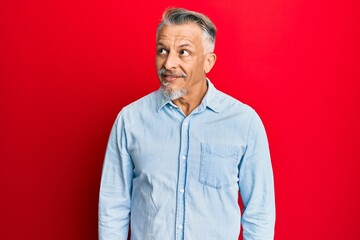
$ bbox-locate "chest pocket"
[199,143,242,189]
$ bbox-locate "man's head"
[157,8,216,54]
[156,8,217,100]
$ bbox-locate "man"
[99,8,275,240]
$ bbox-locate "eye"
[179,49,190,56]
[157,48,168,55]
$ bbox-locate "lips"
[158,69,187,82]
[164,74,180,81]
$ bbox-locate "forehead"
[156,22,203,45]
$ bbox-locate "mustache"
[158,68,187,78]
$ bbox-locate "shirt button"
[179,188,184,193]
[183,121,188,126]
[178,224,183,230]
[181,155,186,160]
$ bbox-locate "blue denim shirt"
[99,80,275,240]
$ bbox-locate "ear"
[204,53,217,74]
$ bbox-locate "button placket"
[175,117,191,240]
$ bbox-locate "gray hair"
[157,8,217,54]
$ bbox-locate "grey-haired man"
[99,8,275,240]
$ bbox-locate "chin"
[161,86,187,100]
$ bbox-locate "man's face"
[156,23,212,100]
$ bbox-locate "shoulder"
[214,90,268,142]
[111,89,163,129]
[119,89,160,115]
[215,88,256,117]
[126,89,159,108]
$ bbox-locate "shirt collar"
[156,78,220,113]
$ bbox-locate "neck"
[172,79,208,116]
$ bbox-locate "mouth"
[163,74,182,82]
[158,69,187,84]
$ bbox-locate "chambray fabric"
[99,80,275,240]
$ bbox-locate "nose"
[163,52,178,70]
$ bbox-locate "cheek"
[192,63,204,75]
[197,59,207,73]
[181,61,195,73]
[185,58,204,74]
[155,57,164,69]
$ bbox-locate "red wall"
[1,0,359,239]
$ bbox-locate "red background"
[1,0,360,239]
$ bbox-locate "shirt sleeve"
[99,111,134,240]
[239,111,275,240]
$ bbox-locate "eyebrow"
[179,43,194,48]
[156,42,195,49]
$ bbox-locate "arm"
[239,111,275,240]
[99,112,134,240]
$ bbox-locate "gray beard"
[161,86,187,100]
